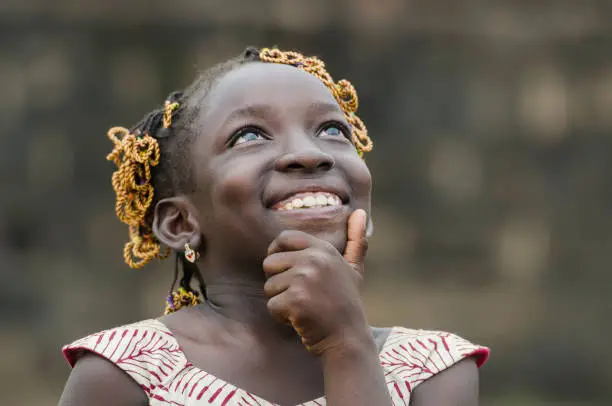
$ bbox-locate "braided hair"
[106,47,373,314]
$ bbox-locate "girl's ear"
[152,196,202,251]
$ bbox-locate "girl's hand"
[263,209,370,357]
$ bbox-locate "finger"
[267,230,318,256]
[263,268,296,297]
[266,292,291,325]
[343,209,368,268]
[263,251,302,277]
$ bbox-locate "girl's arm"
[320,332,394,406]
[409,358,480,406]
[58,353,148,406]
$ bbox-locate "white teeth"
[316,195,328,205]
[303,196,317,207]
[279,192,342,211]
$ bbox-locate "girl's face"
[191,62,372,265]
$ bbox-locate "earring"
[184,243,199,263]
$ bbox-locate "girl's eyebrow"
[223,104,276,126]
[221,101,343,128]
[305,101,343,118]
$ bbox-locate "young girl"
[59,47,489,406]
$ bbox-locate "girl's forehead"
[206,63,339,112]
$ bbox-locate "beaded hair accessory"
[162,101,179,129]
[259,48,373,156]
[106,126,171,268]
[164,287,200,315]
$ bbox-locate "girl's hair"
[106,47,373,314]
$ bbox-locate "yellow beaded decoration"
[259,48,373,157]
[106,126,171,268]
[164,287,201,315]
[163,101,179,129]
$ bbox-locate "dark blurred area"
[1,1,611,405]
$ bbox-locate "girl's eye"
[318,123,350,139]
[231,128,266,146]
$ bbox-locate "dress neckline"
[148,318,396,406]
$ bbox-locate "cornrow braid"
[106,46,373,314]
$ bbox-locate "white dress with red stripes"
[63,319,489,405]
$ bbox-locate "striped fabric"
[63,319,489,405]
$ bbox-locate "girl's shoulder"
[62,319,186,392]
[379,325,489,392]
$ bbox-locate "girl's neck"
[198,270,297,340]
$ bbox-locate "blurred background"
[1,1,611,405]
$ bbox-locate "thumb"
[343,209,368,272]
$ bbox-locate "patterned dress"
[63,319,489,405]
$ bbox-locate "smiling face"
[184,62,372,267]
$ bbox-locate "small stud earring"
[184,243,199,263]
